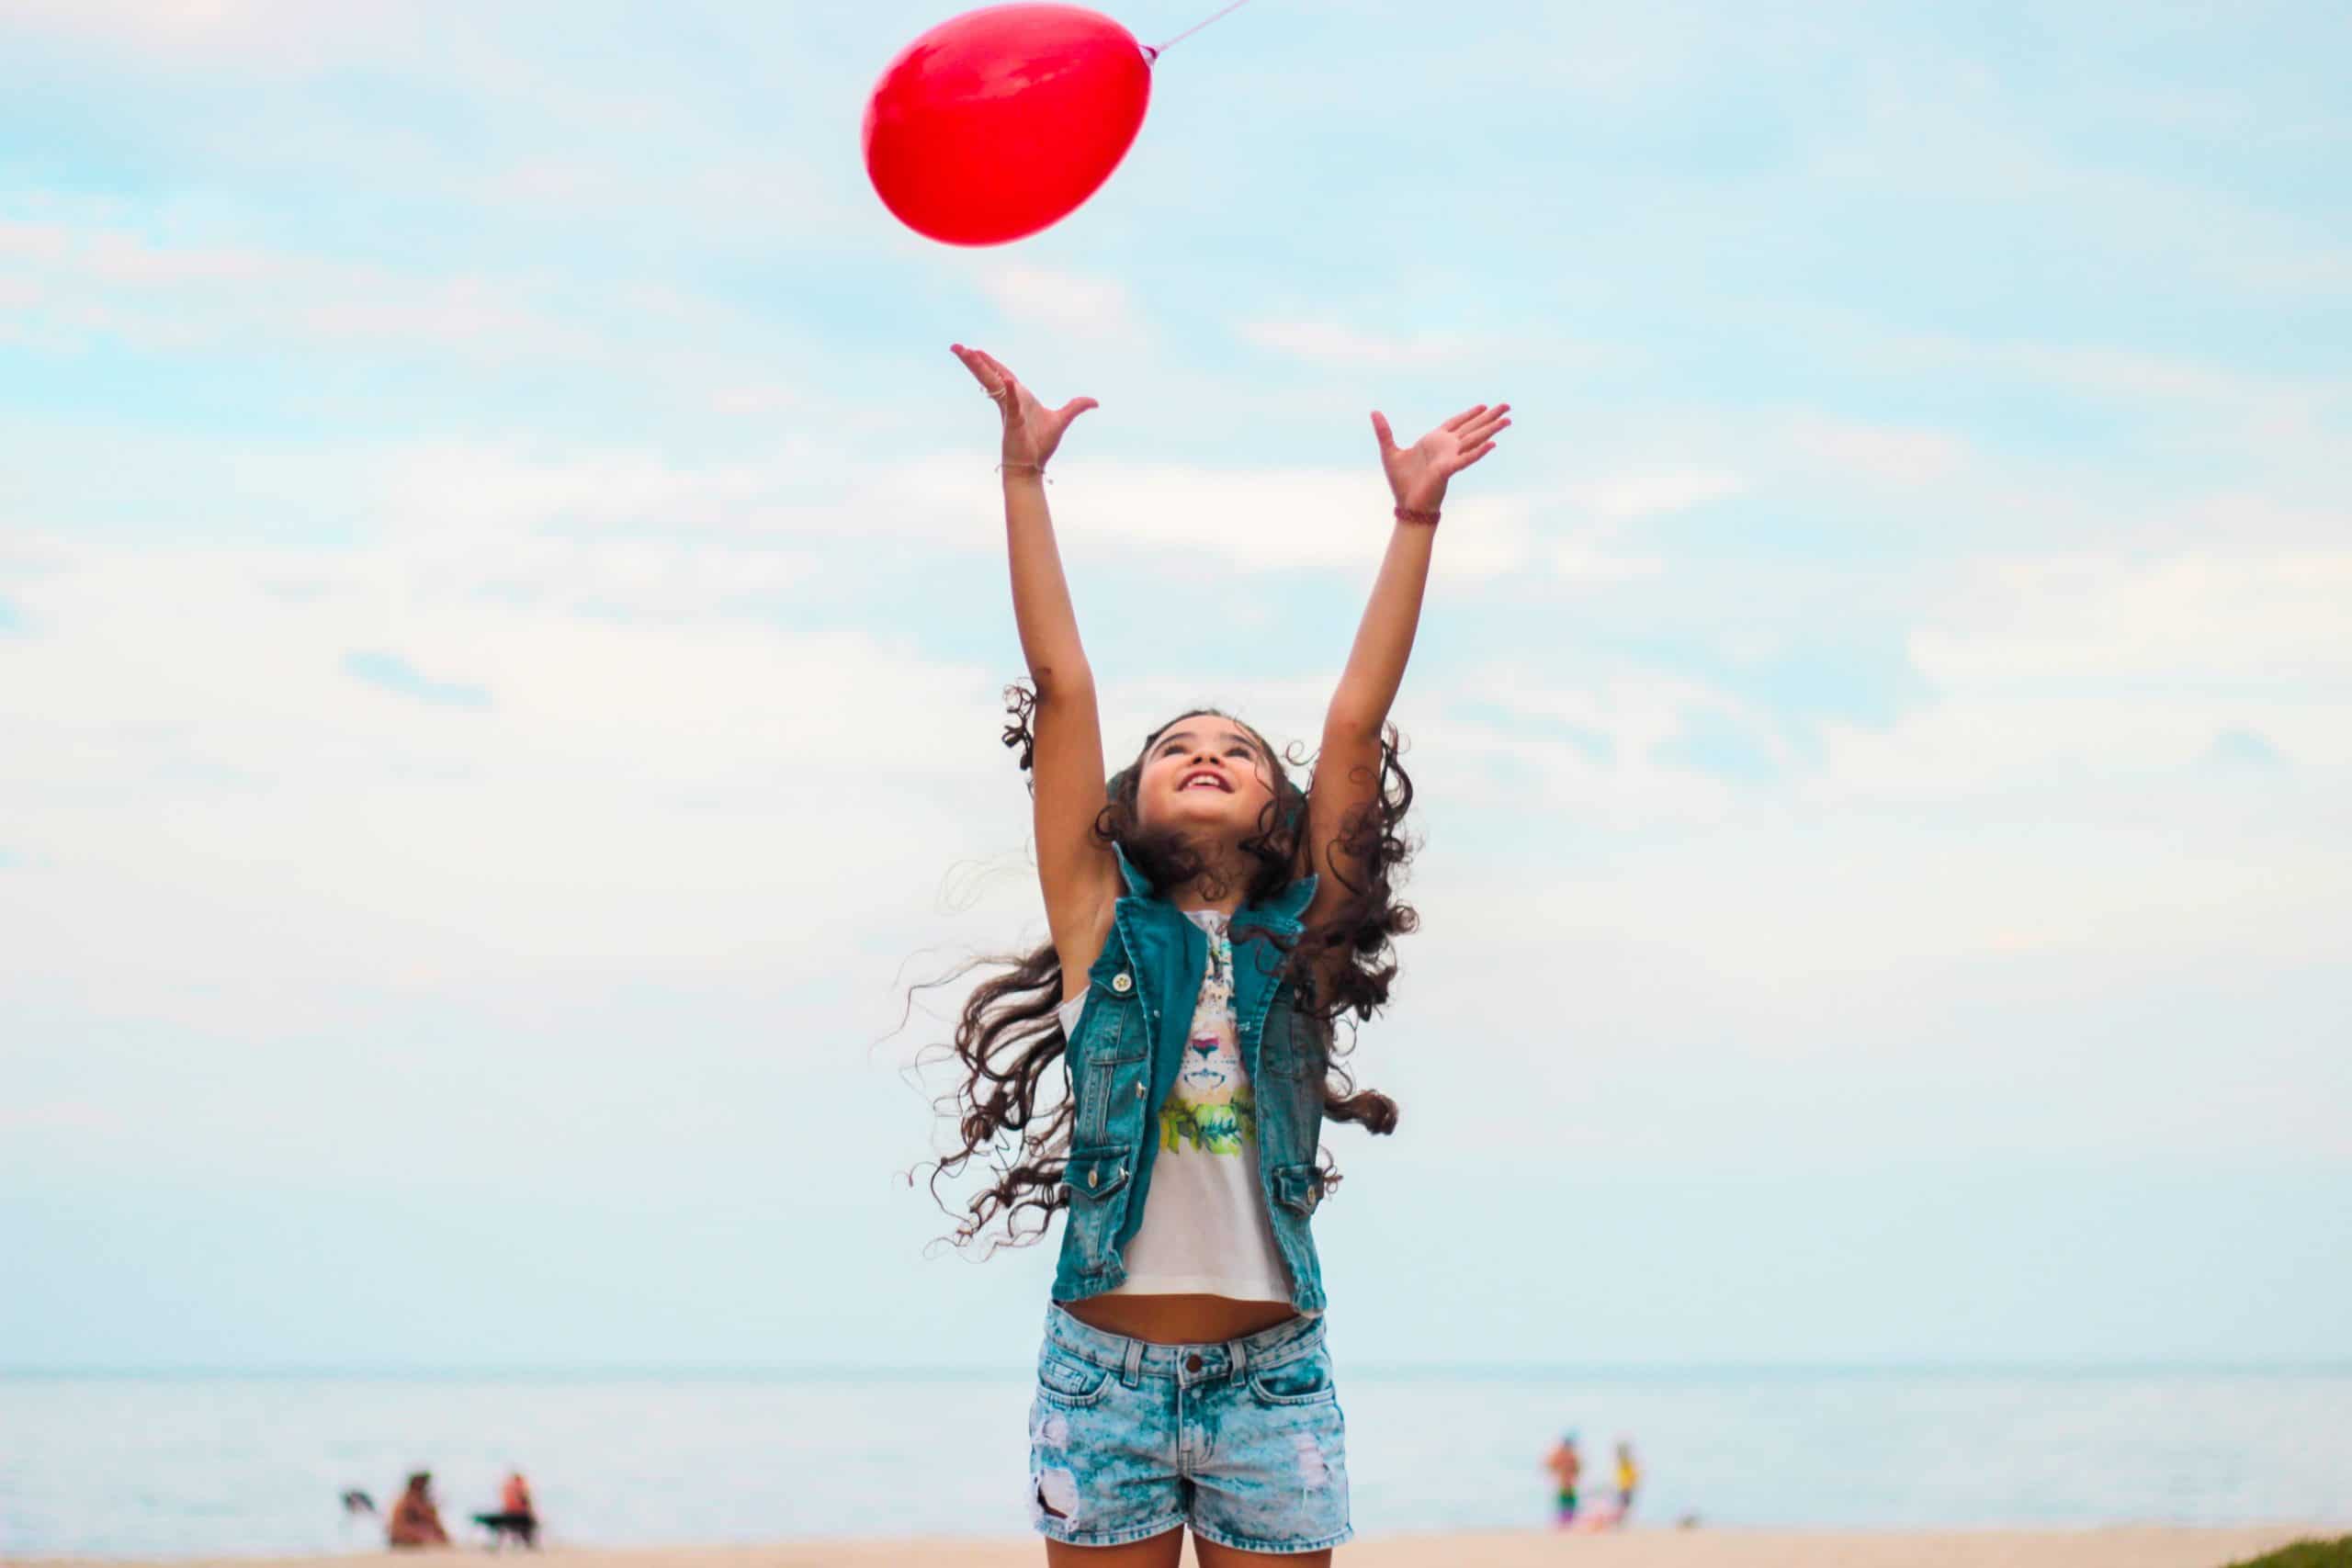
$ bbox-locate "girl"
[937,343,1508,1564]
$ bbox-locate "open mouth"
[1179,768,1234,794]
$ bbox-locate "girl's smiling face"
[1133,713,1278,840]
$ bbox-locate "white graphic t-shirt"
[1057,910,1293,1303]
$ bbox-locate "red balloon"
[864,5,1154,246]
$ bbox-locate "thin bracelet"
[998,461,1050,483]
[1394,504,1440,526]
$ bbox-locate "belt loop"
[1122,1337,1145,1389]
[1230,1335,1249,1380]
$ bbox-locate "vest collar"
[1114,841,1155,898]
[1243,870,1318,936]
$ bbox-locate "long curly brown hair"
[920,686,1418,1254]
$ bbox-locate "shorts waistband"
[1044,1303,1326,1384]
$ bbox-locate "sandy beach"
[21,1530,2329,1568]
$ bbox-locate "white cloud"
[1787,414,1969,485]
[865,453,1540,580]
[1803,553,2352,805]
[455,151,861,241]
[0,526,1006,1032]
[0,211,593,360]
[1535,469,1740,582]
[1068,462,1534,580]
[1421,664,1776,828]
[1561,471,1747,522]
[1871,329,2349,456]
[982,265,1148,348]
[1551,543,1666,585]
[1918,555,2352,688]
[0,0,417,68]
[1239,320,1484,368]
[146,436,1542,581]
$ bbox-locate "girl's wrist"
[1394,484,1446,522]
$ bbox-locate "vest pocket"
[1272,1162,1324,1216]
[1066,1146,1132,1203]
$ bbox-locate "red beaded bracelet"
[1394,504,1441,526]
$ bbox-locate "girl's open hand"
[952,344,1098,470]
[1371,401,1511,513]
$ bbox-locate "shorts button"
[1185,1354,1204,1372]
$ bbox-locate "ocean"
[5,1366,2348,1558]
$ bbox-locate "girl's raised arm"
[1306,400,1511,939]
[951,344,1120,989]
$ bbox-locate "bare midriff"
[1060,1292,1299,1345]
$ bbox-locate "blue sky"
[2,0,2347,1371]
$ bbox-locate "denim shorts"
[1025,1303,1352,1554]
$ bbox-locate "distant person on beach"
[1615,1439,1641,1524]
[503,1471,535,1529]
[932,344,1510,1564]
[472,1470,538,1550]
[385,1472,449,1550]
[1546,1433,1584,1528]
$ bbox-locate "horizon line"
[9,1357,2350,1381]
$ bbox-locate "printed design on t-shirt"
[1160,918,1256,1156]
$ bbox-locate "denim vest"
[1050,848,1332,1313]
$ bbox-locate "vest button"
[1184,1354,1204,1372]
[1111,973,1133,993]
[1136,1082,1147,1100]
[1087,1168,1099,1189]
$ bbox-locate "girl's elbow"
[1032,661,1096,707]
[1322,702,1385,744]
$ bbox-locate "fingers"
[977,349,1021,394]
[1370,411,1397,453]
[950,343,1001,393]
[1446,429,1503,471]
[965,345,1020,402]
[1442,401,1510,476]
[950,343,1013,403]
[1457,412,1511,448]
[1055,397,1100,422]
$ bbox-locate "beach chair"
[471,1511,537,1550]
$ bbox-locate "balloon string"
[1146,0,1256,58]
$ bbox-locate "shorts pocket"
[1035,1353,1114,1408]
[1247,1350,1338,1407]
